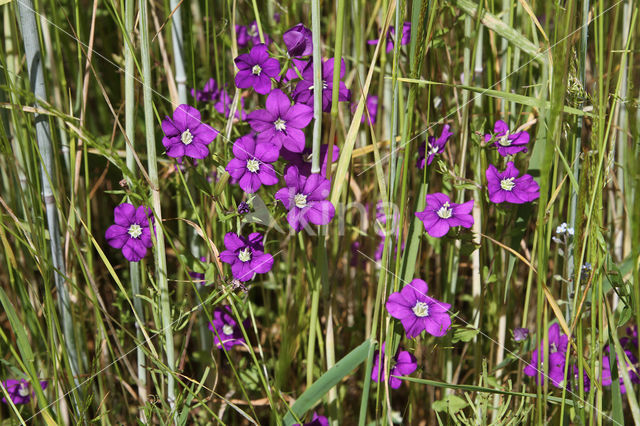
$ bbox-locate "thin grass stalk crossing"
[123,0,147,417]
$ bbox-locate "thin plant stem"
[124,0,147,418]
[140,0,176,418]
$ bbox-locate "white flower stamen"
[427,143,440,156]
[222,324,234,335]
[412,301,430,317]
[246,159,260,173]
[294,193,308,208]
[128,224,142,239]
[181,129,194,145]
[18,383,30,397]
[238,248,252,262]
[500,177,516,191]
[252,64,262,75]
[436,201,453,219]
[274,118,287,131]
[497,132,512,146]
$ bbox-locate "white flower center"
[498,132,512,146]
[436,201,453,219]
[181,129,194,145]
[128,224,143,239]
[412,301,430,317]
[246,159,260,173]
[500,177,516,191]
[294,193,308,208]
[18,383,30,397]
[252,64,262,75]
[238,248,252,262]
[427,143,440,156]
[222,324,234,335]
[274,118,287,131]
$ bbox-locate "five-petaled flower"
[415,193,474,238]
[208,305,247,350]
[371,342,418,389]
[161,104,219,159]
[485,120,531,157]
[417,125,453,168]
[220,232,274,282]
[283,23,313,57]
[234,44,281,95]
[275,166,335,232]
[105,203,154,262]
[292,58,350,112]
[486,162,540,204]
[226,134,279,193]
[1,379,48,405]
[386,278,452,338]
[247,89,313,152]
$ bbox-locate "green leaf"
[452,326,480,343]
[283,339,372,425]
[432,394,468,416]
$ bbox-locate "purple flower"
[386,278,452,338]
[234,44,281,95]
[274,166,336,232]
[484,120,531,157]
[219,232,274,282]
[214,89,248,120]
[372,342,418,389]
[236,21,270,49]
[568,364,591,393]
[352,95,379,124]
[283,23,313,57]
[524,350,566,388]
[225,134,279,193]
[367,22,411,53]
[486,162,540,204]
[208,305,246,350]
[247,89,313,152]
[161,104,219,159]
[292,58,351,112]
[1,379,47,405]
[523,323,568,388]
[514,327,529,342]
[415,193,474,238]
[280,144,339,178]
[294,412,329,426]
[191,78,219,102]
[105,203,154,262]
[417,125,453,168]
[602,348,640,393]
